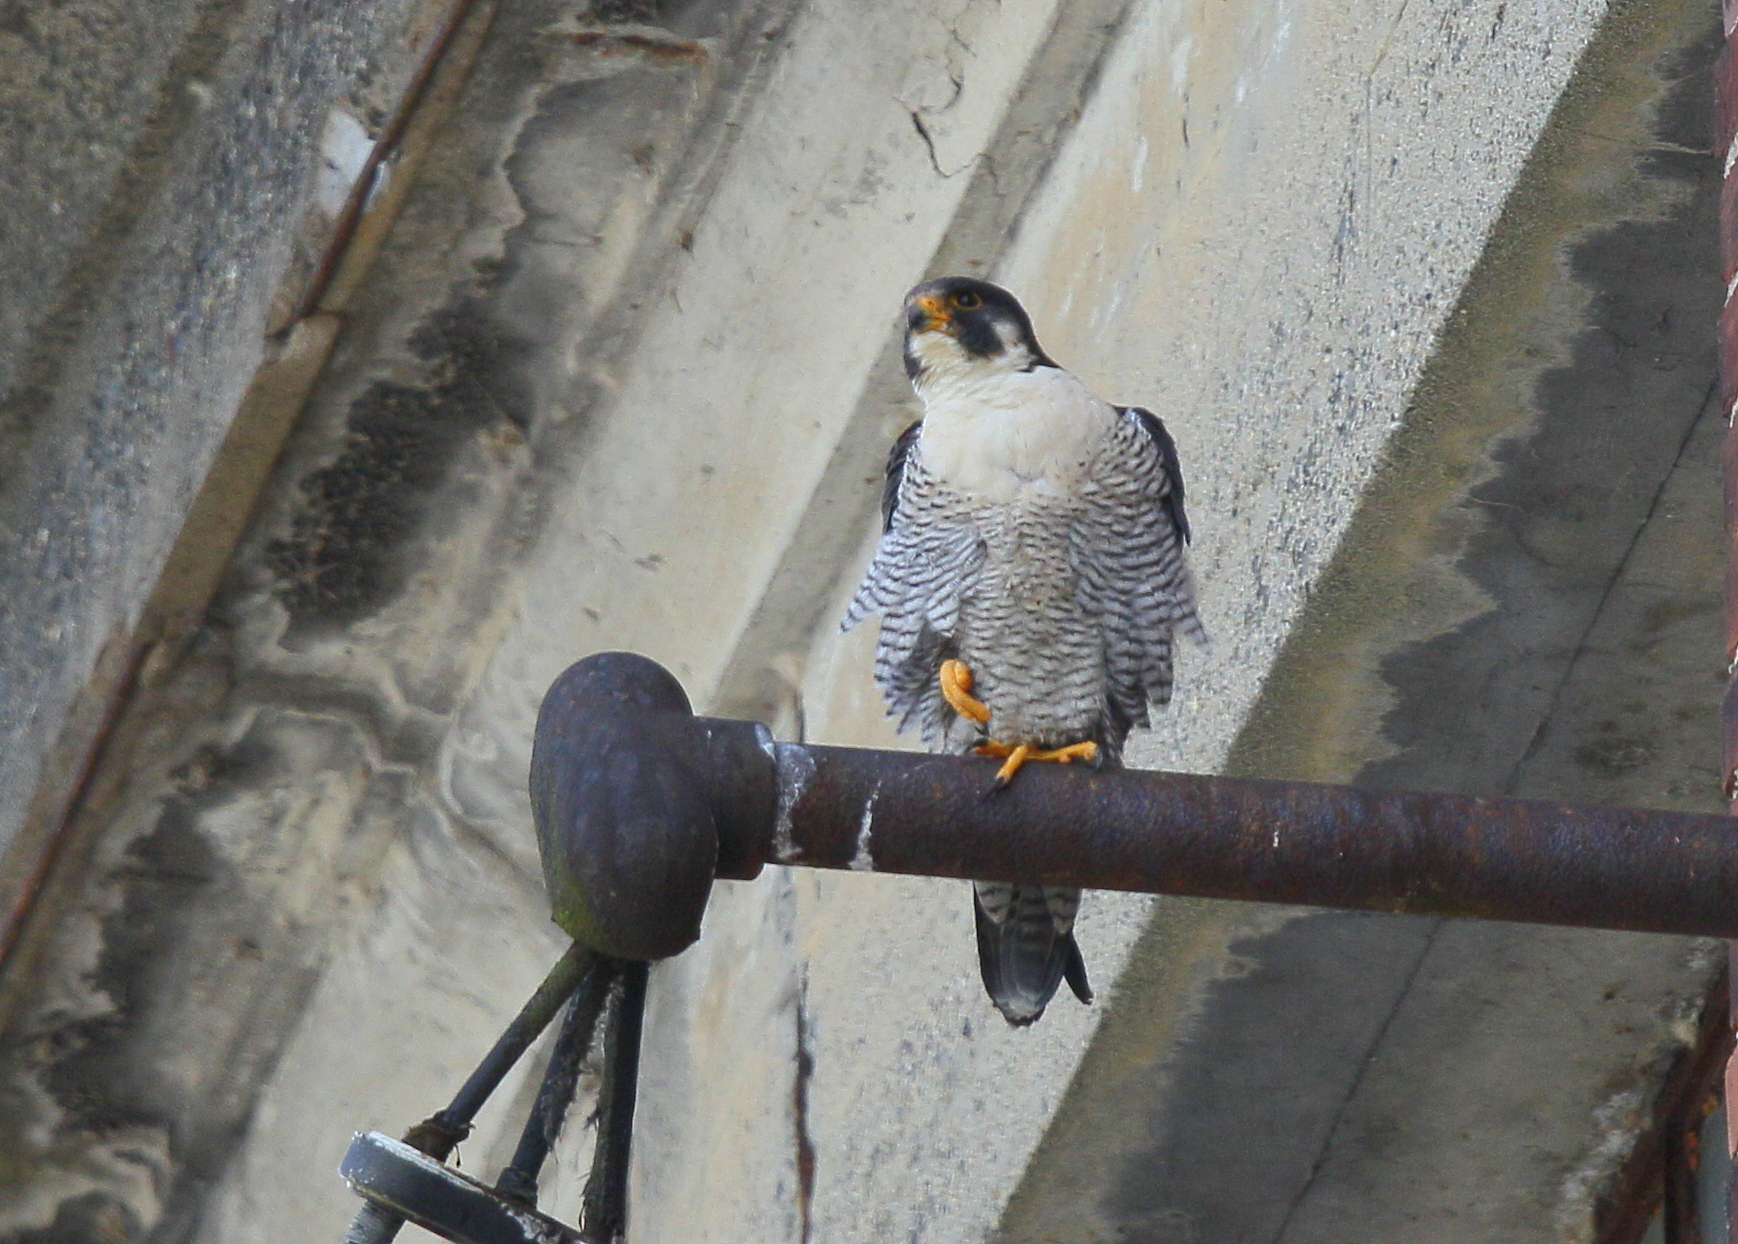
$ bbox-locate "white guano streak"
[759,726,814,863]
[851,785,879,871]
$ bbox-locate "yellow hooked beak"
[907,293,956,335]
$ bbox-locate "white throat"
[913,346,1116,503]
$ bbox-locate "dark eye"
[952,290,981,309]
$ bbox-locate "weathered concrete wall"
[0,0,461,931]
[999,6,1729,1238]
[2,0,1715,1241]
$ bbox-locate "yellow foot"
[974,738,1100,788]
[939,658,990,724]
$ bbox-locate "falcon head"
[902,277,1057,385]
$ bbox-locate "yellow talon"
[941,660,1099,786]
[975,738,1100,788]
[990,742,1031,787]
[939,658,990,724]
[1036,740,1100,765]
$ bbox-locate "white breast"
[917,365,1117,503]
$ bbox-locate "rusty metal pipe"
[533,653,1738,960]
[749,739,1738,936]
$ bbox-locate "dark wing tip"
[1062,937,1093,1004]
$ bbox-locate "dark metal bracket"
[339,650,1738,1241]
[337,948,644,1244]
[341,1131,587,1244]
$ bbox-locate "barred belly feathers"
[842,277,1206,1026]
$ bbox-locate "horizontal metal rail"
[754,742,1738,935]
[531,652,1738,961]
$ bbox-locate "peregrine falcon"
[842,276,1206,1026]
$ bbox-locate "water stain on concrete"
[999,2,1726,1241]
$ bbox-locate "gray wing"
[842,429,985,746]
[1071,406,1207,757]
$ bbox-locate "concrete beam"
[0,0,470,934]
[0,0,1659,1240]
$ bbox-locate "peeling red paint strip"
[1719,43,1738,153]
[1715,11,1738,1240]
[1595,974,1732,1243]
[1723,426,1738,533]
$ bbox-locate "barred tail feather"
[973,882,1093,1026]
[1180,604,1210,650]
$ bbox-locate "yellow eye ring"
[953,290,981,309]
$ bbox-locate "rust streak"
[569,30,710,62]
[294,0,495,323]
[793,977,815,1244]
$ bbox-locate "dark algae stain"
[265,296,524,628]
